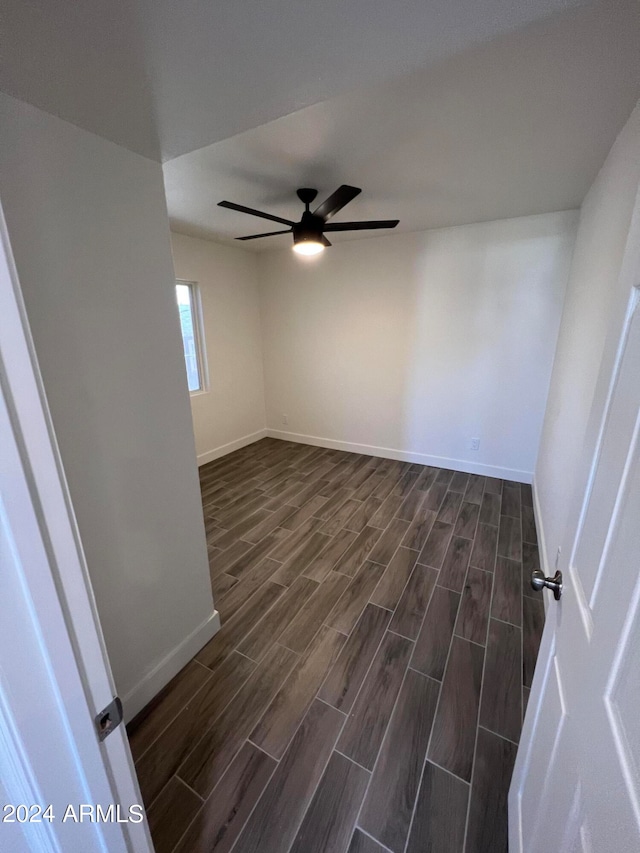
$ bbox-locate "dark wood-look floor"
[127,438,546,853]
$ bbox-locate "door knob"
[531,569,563,601]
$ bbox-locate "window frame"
[175,279,208,396]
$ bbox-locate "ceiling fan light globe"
[292,239,324,256]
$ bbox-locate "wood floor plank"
[479,491,500,526]
[521,483,534,507]
[337,631,413,769]
[418,520,453,569]
[135,652,257,806]
[437,490,464,524]
[484,477,503,495]
[523,596,545,688]
[501,482,521,519]
[232,700,344,853]
[455,567,492,645]
[334,525,384,576]
[370,473,399,501]
[319,604,390,712]
[319,497,362,535]
[465,727,517,853]
[394,470,419,497]
[280,494,328,531]
[464,474,485,505]
[209,539,253,575]
[469,523,498,572]
[314,486,353,520]
[227,528,290,579]
[367,517,410,566]
[422,481,449,512]
[438,536,472,592]
[280,571,351,653]
[402,506,437,551]
[370,546,418,611]
[405,761,469,853]
[491,556,522,626]
[173,742,276,853]
[303,528,358,582]
[127,661,212,762]
[454,501,480,540]
[250,625,345,758]
[359,669,439,852]
[288,482,330,509]
[369,493,403,527]
[267,516,324,562]
[210,571,239,602]
[325,561,387,635]
[449,471,470,493]
[389,564,438,640]
[348,829,389,853]
[521,503,538,544]
[396,487,426,522]
[238,576,319,661]
[411,586,461,681]
[216,491,271,529]
[353,472,383,501]
[427,636,484,782]
[241,503,296,544]
[290,751,370,853]
[497,514,522,561]
[210,509,271,550]
[345,495,385,532]
[146,776,202,853]
[141,447,536,853]
[178,644,299,798]
[270,532,331,586]
[214,558,282,623]
[480,619,522,743]
[196,581,285,672]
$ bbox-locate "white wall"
[535,101,640,573]
[259,212,577,482]
[171,233,266,463]
[0,93,217,720]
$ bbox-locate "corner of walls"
[122,609,220,722]
[197,428,267,466]
[266,428,533,483]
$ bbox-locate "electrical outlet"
[470,437,480,451]
[282,414,288,426]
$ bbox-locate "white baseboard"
[122,609,220,723]
[197,429,267,466]
[266,429,532,484]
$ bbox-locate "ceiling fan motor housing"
[293,211,324,246]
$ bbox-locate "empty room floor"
[127,438,546,853]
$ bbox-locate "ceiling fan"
[218,185,399,255]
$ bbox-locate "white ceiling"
[1,0,638,247]
[164,0,640,249]
[2,0,589,162]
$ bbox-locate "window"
[175,281,205,393]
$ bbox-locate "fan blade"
[321,235,332,247]
[236,229,292,241]
[324,219,399,232]
[313,185,361,221]
[218,200,294,227]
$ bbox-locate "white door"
[0,206,153,852]
[510,273,640,846]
